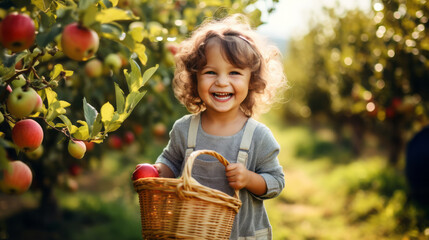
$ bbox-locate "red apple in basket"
[132,163,159,180]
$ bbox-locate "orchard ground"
[1,111,428,240]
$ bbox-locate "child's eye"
[230,71,241,75]
[204,71,216,75]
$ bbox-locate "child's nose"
[215,75,229,86]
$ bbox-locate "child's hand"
[225,163,250,190]
[226,163,268,196]
[153,163,175,178]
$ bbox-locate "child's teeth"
[213,93,232,99]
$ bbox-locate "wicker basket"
[133,150,242,240]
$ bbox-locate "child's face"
[197,38,251,116]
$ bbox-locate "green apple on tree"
[68,139,86,159]
[25,145,44,160]
[85,59,103,78]
[61,23,99,61]
[12,119,44,151]
[0,160,33,194]
[104,53,122,72]
[7,87,39,119]
[0,13,35,52]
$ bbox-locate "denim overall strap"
[236,118,258,166]
[185,113,200,160]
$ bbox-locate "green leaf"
[142,64,159,87]
[106,122,122,132]
[129,27,144,42]
[100,23,125,41]
[120,34,136,49]
[82,4,99,28]
[125,91,146,114]
[79,0,98,10]
[114,83,125,114]
[83,98,98,133]
[74,121,90,140]
[45,88,57,105]
[96,8,138,24]
[36,24,63,48]
[58,115,72,132]
[50,64,64,79]
[0,65,15,81]
[124,59,142,92]
[91,113,103,137]
[101,102,115,124]
[32,0,52,11]
[134,43,147,65]
[1,52,26,68]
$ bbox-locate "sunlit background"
[1,0,428,239]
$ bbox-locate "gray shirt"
[156,114,285,239]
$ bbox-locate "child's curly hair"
[173,14,287,117]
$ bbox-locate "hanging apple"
[84,58,103,77]
[12,119,44,151]
[25,145,44,160]
[0,161,33,194]
[104,53,122,72]
[61,23,99,61]
[7,87,39,119]
[108,134,122,149]
[0,13,35,52]
[68,139,86,159]
[123,131,135,144]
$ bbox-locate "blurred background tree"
[282,0,428,165]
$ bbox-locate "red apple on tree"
[123,131,135,144]
[84,141,95,151]
[108,134,122,149]
[7,87,39,118]
[166,42,179,55]
[12,119,44,151]
[0,160,33,194]
[153,122,167,137]
[68,139,86,159]
[132,163,159,180]
[61,23,99,61]
[133,124,143,135]
[0,13,35,52]
[69,164,82,176]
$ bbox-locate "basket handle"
[182,150,240,199]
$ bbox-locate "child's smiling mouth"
[212,92,233,101]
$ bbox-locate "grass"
[262,114,429,240]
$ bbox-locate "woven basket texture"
[134,150,242,240]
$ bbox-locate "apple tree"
[0,0,158,218]
[0,0,273,224]
[283,0,428,165]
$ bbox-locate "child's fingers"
[153,163,161,172]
